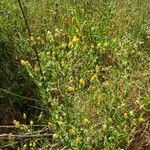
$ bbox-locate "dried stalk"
[0,125,46,129]
[0,133,52,139]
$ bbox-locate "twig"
[0,87,38,101]
[0,125,46,129]
[27,104,47,111]
[0,141,19,149]
[0,133,52,139]
[125,127,138,150]
[40,142,60,150]
[0,139,30,149]
[139,122,149,150]
[125,122,150,150]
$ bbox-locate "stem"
[17,0,47,92]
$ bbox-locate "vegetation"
[0,0,149,149]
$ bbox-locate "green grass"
[0,0,150,149]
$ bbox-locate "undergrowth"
[0,0,150,149]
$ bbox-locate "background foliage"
[0,0,150,149]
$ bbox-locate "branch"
[0,125,46,129]
[0,133,52,139]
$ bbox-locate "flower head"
[22,124,28,131]
[21,60,27,66]
[23,144,27,150]
[76,136,81,145]
[61,42,67,49]
[90,74,97,82]
[67,86,74,92]
[69,128,76,135]
[30,120,34,126]
[103,42,108,47]
[46,31,53,40]
[23,113,27,119]
[37,36,41,41]
[30,36,34,41]
[83,118,90,125]
[53,134,58,139]
[13,120,20,128]
[129,110,134,117]
[71,36,79,43]
[103,81,109,86]
[79,79,85,86]
[30,36,36,45]
[48,122,53,128]
[138,117,145,123]
[58,121,64,126]
[21,59,31,66]
[95,65,100,73]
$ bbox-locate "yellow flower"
[90,74,97,82]
[138,117,145,123]
[83,118,90,125]
[97,42,102,48]
[68,41,72,47]
[69,128,76,135]
[37,36,41,41]
[46,31,53,41]
[13,120,20,128]
[122,60,128,65]
[76,136,81,145]
[71,36,79,43]
[30,120,34,126]
[79,79,85,86]
[23,113,27,119]
[29,142,32,147]
[102,124,107,131]
[48,122,53,128]
[129,110,134,117]
[30,36,36,45]
[33,142,36,148]
[21,59,30,66]
[103,42,108,47]
[103,81,109,86]
[20,126,24,130]
[23,144,27,150]
[124,113,128,118]
[22,124,28,130]
[53,134,58,139]
[95,65,100,73]
[21,60,27,66]
[30,36,34,41]
[61,42,67,48]
[67,86,74,92]
[58,121,64,126]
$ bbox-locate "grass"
[0,0,150,149]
